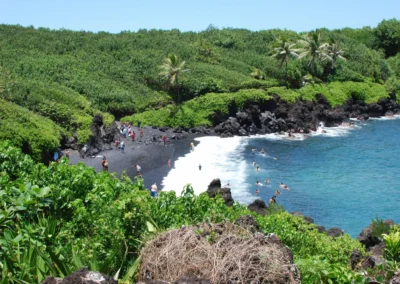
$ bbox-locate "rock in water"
[247,199,268,216]
[206,178,234,206]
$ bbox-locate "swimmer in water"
[265,179,271,183]
[260,148,266,154]
[255,188,260,196]
[256,166,260,172]
[273,157,278,160]
[252,147,257,154]
[280,183,290,190]
[252,160,257,166]
[256,181,263,186]
[275,189,281,196]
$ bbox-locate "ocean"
[162,117,400,237]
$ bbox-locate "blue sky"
[1,0,399,33]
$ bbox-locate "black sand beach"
[68,126,203,190]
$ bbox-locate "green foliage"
[383,225,400,262]
[0,99,61,160]
[371,217,392,240]
[0,143,374,283]
[257,212,365,283]
[374,18,400,57]
[122,89,272,127]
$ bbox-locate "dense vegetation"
[1,20,400,158]
[1,142,391,283]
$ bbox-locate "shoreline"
[68,126,208,190]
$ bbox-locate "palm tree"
[271,38,301,85]
[158,53,188,104]
[324,38,346,67]
[298,32,328,74]
[250,68,265,80]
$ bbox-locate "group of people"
[251,147,290,205]
[119,123,144,142]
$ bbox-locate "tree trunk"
[176,74,180,104]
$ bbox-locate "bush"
[0,99,61,160]
[122,89,272,128]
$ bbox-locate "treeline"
[0,19,400,157]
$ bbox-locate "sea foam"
[161,136,255,203]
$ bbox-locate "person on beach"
[256,181,263,186]
[130,130,136,141]
[122,127,128,139]
[80,144,88,159]
[269,196,277,204]
[140,128,144,140]
[198,164,202,171]
[65,149,70,159]
[137,121,141,129]
[168,159,171,168]
[255,188,260,196]
[190,142,195,151]
[162,134,167,146]
[252,160,257,166]
[256,166,260,172]
[101,156,109,171]
[115,139,120,149]
[135,164,141,173]
[150,183,158,197]
[120,141,125,152]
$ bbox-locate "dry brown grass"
[138,221,299,283]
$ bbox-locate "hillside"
[1,19,400,158]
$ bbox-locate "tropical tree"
[324,38,347,67]
[271,38,301,85]
[158,53,188,104]
[298,32,329,75]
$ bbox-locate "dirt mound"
[138,221,300,283]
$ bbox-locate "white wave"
[250,122,362,142]
[369,114,400,121]
[162,136,255,203]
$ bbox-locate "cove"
[163,118,400,237]
[243,118,400,237]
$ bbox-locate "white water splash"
[162,136,255,203]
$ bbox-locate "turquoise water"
[244,119,400,237]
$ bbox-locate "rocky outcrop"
[247,199,268,216]
[42,267,117,284]
[355,219,397,269]
[206,179,234,206]
[327,227,344,238]
[86,114,120,156]
[213,96,400,137]
[357,219,395,248]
